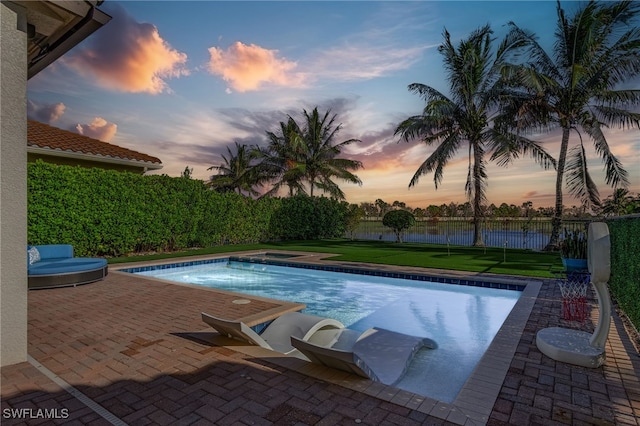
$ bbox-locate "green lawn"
[109,239,563,278]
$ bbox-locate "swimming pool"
[124,258,522,403]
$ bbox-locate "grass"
[109,239,563,278]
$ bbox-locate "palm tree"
[503,0,640,249]
[601,188,634,216]
[395,25,555,246]
[298,108,363,199]
[254,117,307,197]
[208,142,262,196]
[257,108,363,200]
[375,198,389,217]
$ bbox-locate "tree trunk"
[308,173,316,197]
[472,144,484,247]
[544,126,571,251]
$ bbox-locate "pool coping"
[111,249,543,425]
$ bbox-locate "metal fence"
[348,217,591,251]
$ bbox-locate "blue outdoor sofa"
[27,244,108,290]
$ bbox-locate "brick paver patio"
[2,255,639,425]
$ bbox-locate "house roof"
[27,120,162,170]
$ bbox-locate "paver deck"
[2,253,639,425]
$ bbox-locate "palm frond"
[313,178,345,200]
[407,83,450,104]
[585,29,640,89]
[394,115,429,142]
[593,89,640,108]
[496,23,534,63]
[509,23,561,81]
[488,129,557,169]
[565,144,601,207]
[591,105,640,129]
[326,157,364,173]
[408,133,460,188]
[581,118,630,188]
[332,137,362,149]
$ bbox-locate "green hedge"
[607,216,640,331]
[28,161,348,256]
[269,194,349,240]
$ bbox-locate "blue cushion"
[28,258,107,276]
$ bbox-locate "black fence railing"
[348,217,591,251]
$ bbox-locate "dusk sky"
[27,1,639,209]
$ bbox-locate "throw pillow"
[28,246,41,265]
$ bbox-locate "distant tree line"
[358,191,640,220]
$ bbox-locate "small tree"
[382,210,415,243]
[344,203,364,240]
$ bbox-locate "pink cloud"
[76,117,118,142]
[207,42,305,92]
[27,100,66,124]
[65,5,189,94]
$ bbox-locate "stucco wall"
[1,2,28,366]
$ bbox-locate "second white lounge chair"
[201,311,344,354]
[291,327,437,385]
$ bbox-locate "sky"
[27,1,639,210]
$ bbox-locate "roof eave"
[24,2,112,80]
[28,146,163,171]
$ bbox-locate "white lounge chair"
[200,311,344,355]
[291,327,437,385]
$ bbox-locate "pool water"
[132,260,521,403]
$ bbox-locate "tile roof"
[27,120,162,166]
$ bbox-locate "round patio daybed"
[28,244,108,290]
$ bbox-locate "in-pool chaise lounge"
[28,244,108,290]
[291,327,437,385]
[201,311,344,355]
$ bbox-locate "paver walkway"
[1,259,639,425]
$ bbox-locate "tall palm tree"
[254,117,307,197]
[299,107,363,199]
[395,25,555,246]
[208,142,262,196]
[257,108,363,200]
[503,0,640,249]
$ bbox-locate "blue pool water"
[128,260,521,402]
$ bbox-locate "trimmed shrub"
[382,210,415,243]
[27,161,349,256]
[607,216,640,331]
[268,194,348,240]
